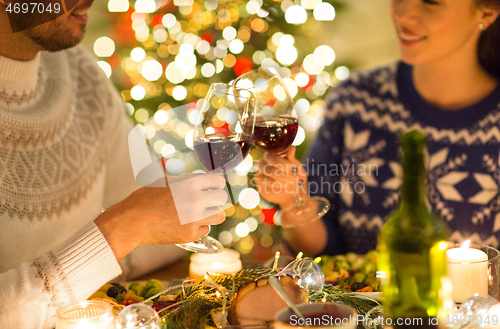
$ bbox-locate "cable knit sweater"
[0,46,186,328]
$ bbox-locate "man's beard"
[24,19,85,52]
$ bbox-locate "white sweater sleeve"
[100,67,187,282]
[0,222,122,329]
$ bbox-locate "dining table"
[137,259,191,282]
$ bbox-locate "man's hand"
[95,173,227,262]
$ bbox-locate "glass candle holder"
[446,242,500,304]
[56,300,115,329]
[189,248,242,280]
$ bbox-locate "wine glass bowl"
[234,67,330,228]
[193,83,255,173]
[175,83,256,253]
[235,67,298,156]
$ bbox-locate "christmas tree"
[92,0,349,262]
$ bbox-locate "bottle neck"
[400,135,427,211]
[400,169,427,210]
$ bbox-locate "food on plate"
[317,250,380,292]
[228,275,308,326]
[151,294,181,314]
[89,279,164,308]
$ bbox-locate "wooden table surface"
[138,259,190,282]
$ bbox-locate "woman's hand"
[95,173,228,261]
[253,147,308,210]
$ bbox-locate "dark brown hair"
[477,0,500,78]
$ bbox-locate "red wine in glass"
[243,116,298,154]
[193,134,252,173]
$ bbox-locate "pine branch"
[159,269,379,329]
[309,284,380,316]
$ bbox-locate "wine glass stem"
[294,179,305,209]
[277,152,288,158]
[221,166,235,205]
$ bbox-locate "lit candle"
[446,240,488,303]
[189,248,242,280]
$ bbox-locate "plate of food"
[88,279,170,316]
[316,250,382,301]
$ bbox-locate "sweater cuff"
[52,222,122,300]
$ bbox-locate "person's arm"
[0,222,122,328]
[254,91,345,256]
[95,62,187,280]
[285,110,345,256]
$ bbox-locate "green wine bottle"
[378,131,449,328]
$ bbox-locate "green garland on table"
[309,284,380,316]
[151,268,379,329]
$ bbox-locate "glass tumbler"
[446,243,500,304]
[56,300,115,329]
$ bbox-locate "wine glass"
[175,83,256,253]
[233,67,330,228]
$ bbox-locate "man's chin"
[27,24,86,52]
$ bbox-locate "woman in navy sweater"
[254,0,500,255]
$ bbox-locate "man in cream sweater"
[0,0,228,328]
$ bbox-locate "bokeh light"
[285,5,307,25]
[154,110,169,125]
[131,85,146,100]
[235,222,250,238]
[245,217,259,232]
[166,62,186,84]
[239,188,260,209]
[131,47,146,62]
[162,13,177,28]
[303,54,324,75]
[134,108,149,122]
[302,0,320,10]
[161,144,176,158]
[295,72,309,87]
[97,61,112,78]
[229,39,244,54]
[276,45,297,66]
[335,66,350,80]
[314,45,336,66]
[165,158,186,174]
[313,2,335,21]
[135,0,155,13]
[172,86,188,100]
[219,231,233,245]
[141,60,163,81]
[223,26,237,40]
[108,0,129,12]
[235,154,253,174]
[93,37,115,57]
[292,126,306,146]
[295,98,310,116]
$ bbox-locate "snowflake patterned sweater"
[0,46,185,328]
[306,62,500,255]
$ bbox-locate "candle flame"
[438,241,448,250]
[461,240,471,249]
